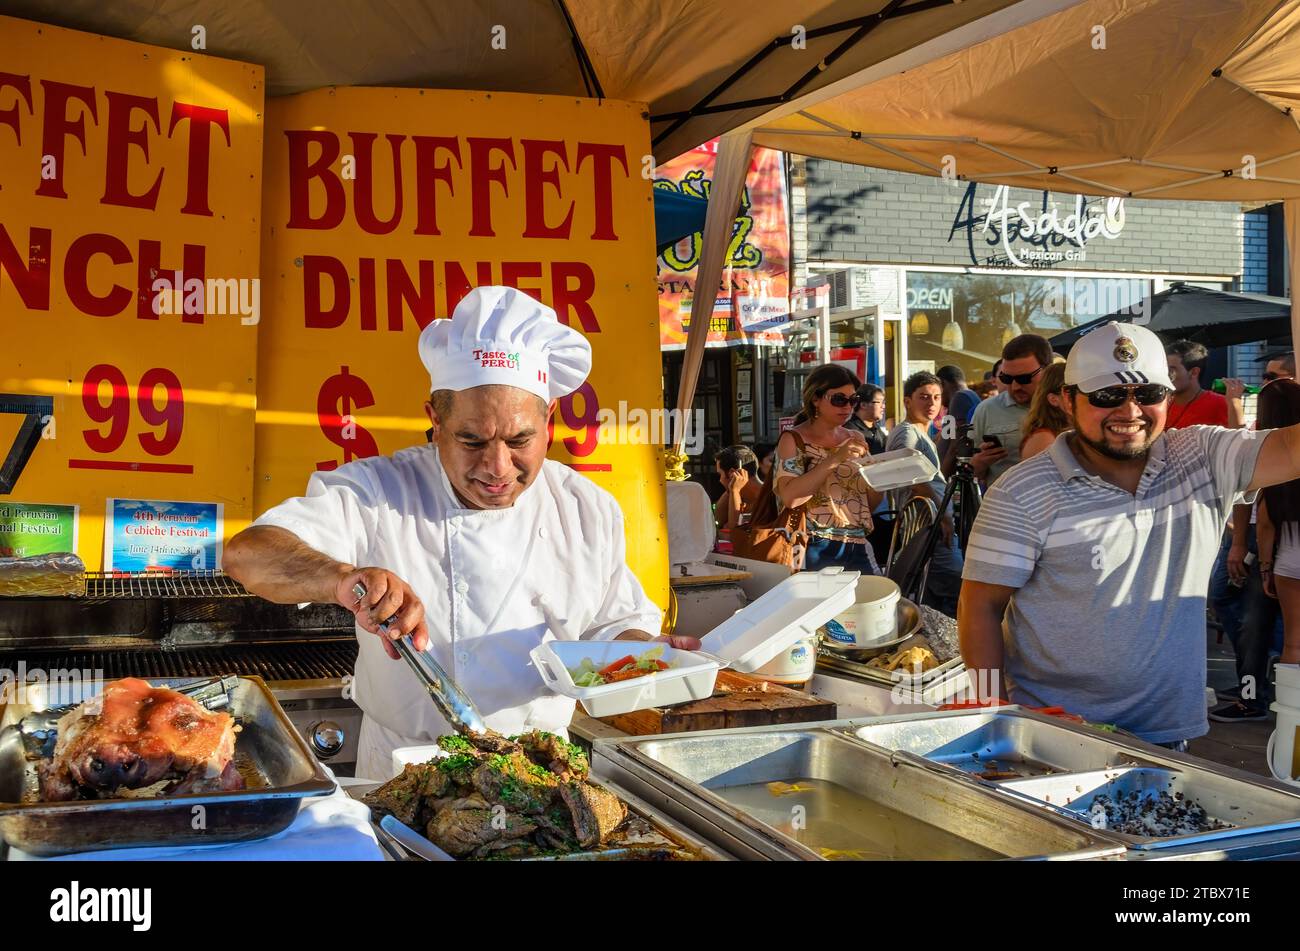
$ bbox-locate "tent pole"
[669,129,754,470]
[1287,199,1300,350]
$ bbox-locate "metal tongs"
[352,582,488,736]
[18,674,240,758]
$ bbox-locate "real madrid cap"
[1064,321,1173,394]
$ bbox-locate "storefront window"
[904,271,1148,379]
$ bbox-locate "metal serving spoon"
[351,582,488,736]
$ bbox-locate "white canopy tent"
[673,0,1300,454]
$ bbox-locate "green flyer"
[0,503,79,558]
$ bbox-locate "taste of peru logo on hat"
[471,349,521,371]
[418,286,592,403]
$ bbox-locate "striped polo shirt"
[962,425,1268,743]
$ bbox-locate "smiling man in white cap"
[957,321,1300,749]
[226,286,694,778]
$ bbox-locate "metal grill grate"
[0,640,358,683]
[82,571,251,600]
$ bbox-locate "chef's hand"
[655,634,704,651]
[615,629,703,651]
[970,442,1007,479]
[336,567,430,658]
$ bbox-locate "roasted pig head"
[40,677,242,800]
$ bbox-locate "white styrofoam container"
[530,567,861,717]
[856,448,937,491]
[530,639,722,718]
[701,567,861,673]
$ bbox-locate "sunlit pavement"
[1194,623,1275,777]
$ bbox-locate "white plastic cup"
[823,576,900,647]
[1275,663,1300,708]
[1268,665,1300,786]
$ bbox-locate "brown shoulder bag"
[731,431,810,569]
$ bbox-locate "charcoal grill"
[0,571,362,773]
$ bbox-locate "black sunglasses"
[1084,384,1170,408]
[824,393,863,407]
[1264,371,1282,382]
[998,366,1045,386]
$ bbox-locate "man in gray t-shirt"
[970,334,1054,484]
[958,322,1296,744]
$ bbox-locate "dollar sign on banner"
[316,366,379,470]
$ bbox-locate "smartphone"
[982,435,1002,448]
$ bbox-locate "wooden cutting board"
[597,671,836,736]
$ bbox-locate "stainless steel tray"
[842,709,1300,852]
[594,725,1124,860]
[0,675,335,856]
[998,763,1300,851]
[352,775,728,861]
[845,709,1155,780]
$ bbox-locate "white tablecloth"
[9,781,384,861]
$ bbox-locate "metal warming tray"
[594,725,1124,861]
[846,709,1157,780]
[0,675,335,856]
[843,709,1300,855]
[355,775,729,861]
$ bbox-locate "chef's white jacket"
[254,445,661,746]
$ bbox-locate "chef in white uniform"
[225,286,696,779]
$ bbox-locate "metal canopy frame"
[649,0,961,149]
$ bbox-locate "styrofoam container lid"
[666,480,716,564]
[857,448,937,491]
[699,566,861,673]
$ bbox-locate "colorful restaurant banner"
[0,502,78,558]
[103,499,222,572]
[255,89,668,605]
[0,17,264,570]
[656,140,791,348]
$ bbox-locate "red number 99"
[548,381,600,458]
[137,367,184,456]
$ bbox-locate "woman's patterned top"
[774,432,874,542]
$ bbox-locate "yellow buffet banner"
[256,89,668,605]
[0,17,264,569]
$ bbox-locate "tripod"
[899,454,982,604]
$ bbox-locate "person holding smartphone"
[969,334,1055,485]
[713,445,762,531]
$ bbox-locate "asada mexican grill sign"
[950,183,1127,269]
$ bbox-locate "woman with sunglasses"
[845,383,889,455]
[960,321,1300,750]
[774,365,884,573]
[1018,363,1070,461]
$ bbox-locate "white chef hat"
[417,286,592,403]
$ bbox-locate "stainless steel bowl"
[818,597,924,662]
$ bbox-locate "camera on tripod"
[956,423,998,465]
[957,422,977,463]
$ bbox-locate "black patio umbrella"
[1049,283,1292,353]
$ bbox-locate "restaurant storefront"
[791,158,1245,416]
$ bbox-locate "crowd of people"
[706,324,1300,748]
